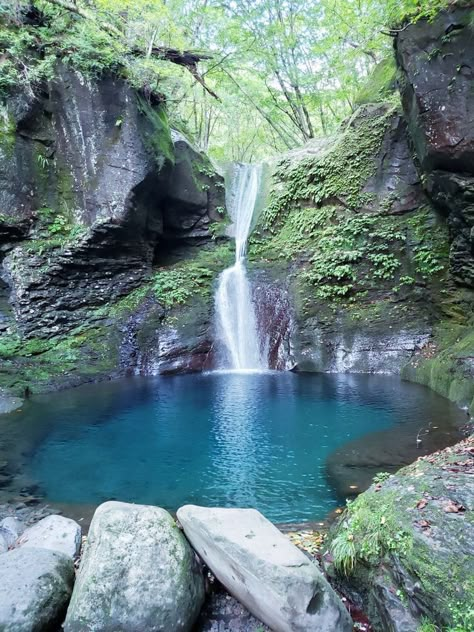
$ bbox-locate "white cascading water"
[215,164,267,371]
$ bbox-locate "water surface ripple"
[0,373,464,523]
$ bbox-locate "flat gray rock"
[64,501,205,632]
[0,547,74,631]
[177,505,352,632]
[18,515,81,559]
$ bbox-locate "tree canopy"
[0,0,453,160]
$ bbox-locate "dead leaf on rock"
[416,499,428,510]
[443,500,466,513]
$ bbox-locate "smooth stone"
[0,391,23,414]
[17,515,81,559]
[64,501,205,632]
[0,547,74,631]
[177,505,352,632]
[0,516,25,547]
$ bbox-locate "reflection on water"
[0,373,465,523]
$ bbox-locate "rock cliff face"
[0,65,225,396]
[1,7,473,413]
[251,104,465,379]
[247,7,474,413]
[394,6,474,413]
[396,6,474,288]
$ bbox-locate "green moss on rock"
[354,57,399,106]
[137,95,174,167]
[0,325,119,396]
[402,325,474,414]
[326,438,474,631]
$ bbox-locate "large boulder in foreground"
[325,437,474,632]
[177,505,352,632]
[64,501,205,632]
[18,515,81,559]
[0,547,74,631]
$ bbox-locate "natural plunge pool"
[0,373,466,524]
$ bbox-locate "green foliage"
[0,0,453,160]
[137,95,174,166]
[447,602,474,632]
[34,205,87,240]
[36,154,49,170]
[101,243,233,316]
[262,105,396,226]
[355,57,398,105]
[60,21,126,77]
[152,265,214,308]
[417,618,438,632]
[407,209,449,278]
[373,471,391,484]
[151,244,232,308]
[251,104,450,302]
[0,18,56,98]
[330,491,413,575]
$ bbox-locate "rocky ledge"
[325,436,474,632]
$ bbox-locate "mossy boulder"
[64,501,205,632]
[325,438,474,632]
[0,547,75,632]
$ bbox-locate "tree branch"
[41,0,220,100]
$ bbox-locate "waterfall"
[215,164,267,371]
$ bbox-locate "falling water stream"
[215,164,267,371]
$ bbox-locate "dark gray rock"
[292,323,431,374]
[396,7,474,286]
[0,65,225,340]
[0,547,74,631]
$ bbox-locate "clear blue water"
[0,373,464,523]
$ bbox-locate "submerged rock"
[17,514,81,559]
[177,505,352,632]
[0,389,23,414]
[64,501,205,632]
[0,547,74,631]
[325,437,474,631]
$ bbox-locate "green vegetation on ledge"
[327,438,474,632]
[0,324,118,396]
[251,105,449,303]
